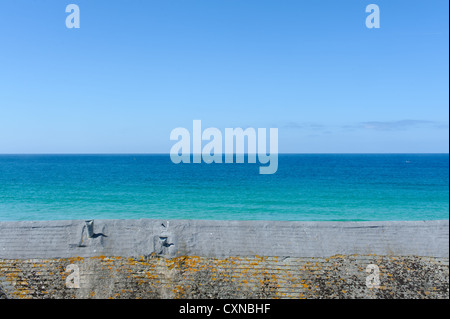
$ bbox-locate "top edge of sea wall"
[0,219,448,259]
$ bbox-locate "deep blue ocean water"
[0,154,448,221]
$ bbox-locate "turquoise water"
[0,154,448,221]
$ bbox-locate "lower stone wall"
[1,219,448,299]
[1,255,448,299]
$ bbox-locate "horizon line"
[0,152,448,155]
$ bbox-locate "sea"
[0,154,448,222]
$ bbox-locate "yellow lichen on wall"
[0,255,448,299]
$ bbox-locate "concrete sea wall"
[0,219,448,299]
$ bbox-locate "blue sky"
[0,0,448,153]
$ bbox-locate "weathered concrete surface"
[0,219,448,259]
[0,255,448,299]
[0,219,448,299]
[0,284,7,299]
